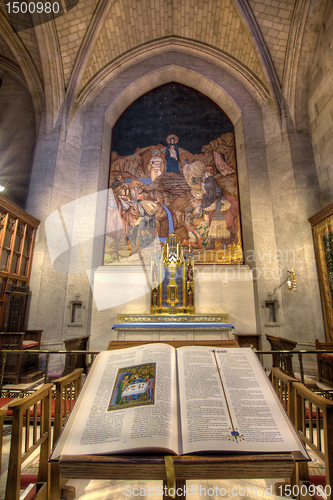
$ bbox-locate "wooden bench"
[62,335,90,376]
[5,383,53,500]
[315,339,333,386]
[0,331,43,384]
[266,334,297,377]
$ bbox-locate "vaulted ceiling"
[0,0,327,121]
[0,0,329,207]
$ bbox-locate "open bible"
[51,344,308,459]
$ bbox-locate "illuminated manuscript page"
[51,343,179,458]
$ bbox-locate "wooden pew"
[266,334,297,377]
[315,339,333,386]
[5,383,53,500]
[0,331,43,384]
[62,336,90,376]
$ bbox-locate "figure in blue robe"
[165,136,180,174]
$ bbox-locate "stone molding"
[308,202,333,227]
[0,10,44,125]
[77,37,270,112]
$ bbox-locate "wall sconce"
[263,269,296,326]
[286,269,297,291]
[0,185,5,192]
[269,268,297,297]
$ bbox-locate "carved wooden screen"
[0,195,39,331]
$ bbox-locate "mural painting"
[104,83,243,265]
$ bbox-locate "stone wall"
[0,73,35,207]
[26,47,325,354]
[309,1,333,203]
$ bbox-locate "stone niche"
[89,264,256,351]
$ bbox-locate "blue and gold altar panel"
[116,314,229,323]
[112,314,234,341]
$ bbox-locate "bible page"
[51,343,179,458]
[177,346,307,457]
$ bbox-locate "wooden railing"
[52,368,83,447]
[271,367,298,420]
[1,347,333,397]
[272,367,333,500]
[5,383,53,500]
[258,349,333,385]
[294,381,333,498]
[0,349,99,396]
[2,368,84,500]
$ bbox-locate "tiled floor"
[66,478,291,500]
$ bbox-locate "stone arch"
[104,65,242,130]
[77,52,279,350]
[77,37,269,114]
[72,52,271,274]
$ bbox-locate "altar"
[112,313,234,341]
[89,235,257,352]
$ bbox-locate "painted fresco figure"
[223,194,240,245]
[111,174,123,190]
[106,191,125,240]
[148,149,165,181]
[201,165,219,224]
[206,188,231,250]
[132,193,158,247]
[165,135,180,174]
[115,189,137,241]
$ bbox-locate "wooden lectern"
[49,340,306,500]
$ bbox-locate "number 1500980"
[5,2,60,14]
[277,484,331,498]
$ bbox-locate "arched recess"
[104,65,242,130]
[74,55,270,270]
[77,54,273,349]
